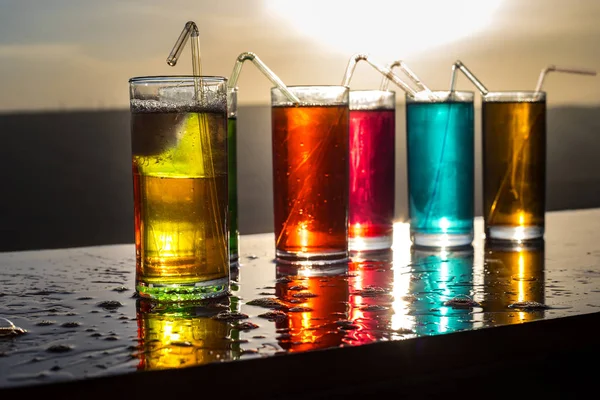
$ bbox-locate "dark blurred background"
[0,0,598,251]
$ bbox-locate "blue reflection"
[409,246,475,335]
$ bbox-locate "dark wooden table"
[1,208,600,398]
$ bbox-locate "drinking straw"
[380,59,431,93]
[166,21,226,257]
[167,21,204,100]
[341,54,419,97]
[227,52,300,105]
[535,65,597,93]
[449,60,489,95]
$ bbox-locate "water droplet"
[443,295,481,308]
[246,298,286,310]
[258,311,287,322]
[47,344,73,353]
[352,286,388,297]
[360,304,389,312]
[0,317,27,337]
[288,306,312,313]
[336,321,359,331]
[97,301,123,310]
[508,301,549,310]
[236,322,259,331]
[292,292,317,299]
[289,285,308,291]
[212,312,249,321]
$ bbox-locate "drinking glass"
[405,91,474,248]
[348,90,396,252]
[271,85,350,264]
[482,91,546,242]
[228,87,240,266]
[130,76,229,301]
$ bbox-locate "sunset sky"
[0,0,599,111]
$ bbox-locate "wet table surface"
[1,208,600,392]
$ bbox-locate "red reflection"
[347,250,394,345]
[275,265,349,352]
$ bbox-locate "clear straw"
[166,21,226,265]
[228,52,300,105]
[166,21,196,67]
[341,54,419,97]
[166,21,204,101]
[535,65,597,92]
[380,59,431,93]
[449,60,489,95]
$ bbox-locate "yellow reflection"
[136,300,232,370]
[519,212,525,226]
[484,241,545,324]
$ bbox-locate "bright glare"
[265,0,503,59]
[439,217,450,232]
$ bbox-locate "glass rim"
[349,89,395,94]
[482,91,546,102]
[129,75,227,84]
[349,89,395,110]
[406,90,474,103]
[271,85,349,106]
[271,84,349,91]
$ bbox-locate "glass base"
[411,231,473,248]
[275,249,349,266]
[276,262,349,277]
[136,277,229,302]
[486,225,544,241]
[349,234,393,252]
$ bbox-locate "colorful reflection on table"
[135,299,236,370]
[275,264,349,352]
[347,250,395,345]
[407,246,476,335]
[483,240,545,324]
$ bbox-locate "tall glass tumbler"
[130,76,229,301]
[482,92,546,242]
[227,87,240,266]
[348,90,396,252]
[406,91,474,248]
[271,86,350,264]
